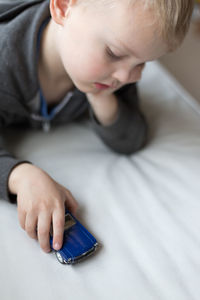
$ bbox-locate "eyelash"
[106,47,145,69]
[106,47,121,60]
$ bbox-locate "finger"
[64,189,79,215]
[17,207,26,230]
[25,213,38,240]
[52,209,65,250]
[37,212,52,253]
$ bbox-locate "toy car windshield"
[50,211,98,264]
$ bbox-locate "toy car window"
[64,214,76,231]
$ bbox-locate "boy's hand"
[86,90,119,126]
[8,163,78,253]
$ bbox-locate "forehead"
[105,1,166,60]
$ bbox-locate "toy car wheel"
[55,252,66,264]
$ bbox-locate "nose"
[112,64,144,84]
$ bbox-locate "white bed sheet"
[0,61,200,300]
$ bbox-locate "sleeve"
[0,120,30,202]
[89,83,148,154]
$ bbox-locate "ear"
[50,0,77,25]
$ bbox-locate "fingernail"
[54,242,60,250]
[44,248,50,253]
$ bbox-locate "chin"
[74,82,95,94]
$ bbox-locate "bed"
[0,61,200,300]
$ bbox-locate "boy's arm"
[0,129,29,202]
[87,83,148,154]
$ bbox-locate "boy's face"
[55,0,167,94]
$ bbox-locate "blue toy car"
[50,211,98,264]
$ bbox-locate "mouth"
[94,82,112,90]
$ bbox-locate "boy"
[0,0,194,253]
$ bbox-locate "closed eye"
[106,47,122,60]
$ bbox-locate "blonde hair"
[140,0,195,50]
[77,0,194,50]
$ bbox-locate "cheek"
[76,52,108,80]
[60,35,109,81]
[85,62,106,79]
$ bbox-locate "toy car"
[49,211,98,264]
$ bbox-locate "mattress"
[1,61,200,300]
